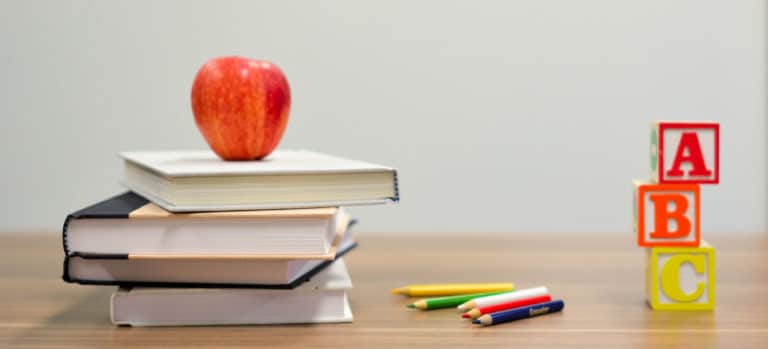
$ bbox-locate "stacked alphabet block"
[633,121,720,311]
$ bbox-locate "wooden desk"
[1,233,767,348]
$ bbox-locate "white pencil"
[457,286,549,310]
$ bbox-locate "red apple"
[191,56,291,160]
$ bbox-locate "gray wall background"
[1,0,765,233]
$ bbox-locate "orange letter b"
[649,194,690,239]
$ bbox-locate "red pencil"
[462,294,552,319]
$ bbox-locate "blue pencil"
[472,299,564,326]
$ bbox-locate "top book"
[121,150,399,212]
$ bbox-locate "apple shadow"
[161,156,277,166]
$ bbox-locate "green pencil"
[407,290,514,310]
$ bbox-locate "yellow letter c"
[660,254,706,302]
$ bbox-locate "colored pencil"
[457,286,548,310]
[391,283,515,297]
[408,291,510,310]
[462,294,552,318]
[472,299,565,326]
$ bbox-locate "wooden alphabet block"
[646,241,715,310]
[634,180,700,247]
[650,121,719,184]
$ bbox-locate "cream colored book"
[121,149,399,212]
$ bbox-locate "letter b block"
[646,241,715,310]
[634,181,700,247]
[650,121,719,184]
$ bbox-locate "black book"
[62,192,357,289]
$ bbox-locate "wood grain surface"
[1,233,767,348]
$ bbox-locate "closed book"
[63,192,348,257]
[111,259,354,326]
[64,231,357,288]
[120,150,399,212]
[62,192,358,287]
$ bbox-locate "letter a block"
[634,180,700,247]
[646,241,715,310]
[650,121,719,184]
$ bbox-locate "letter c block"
[646,241,715,310]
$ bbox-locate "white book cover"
[120,150,399,212]
[111,259,353,326]
[121,150,395,177]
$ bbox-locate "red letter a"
[666,132,712,177]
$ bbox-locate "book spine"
[393,170,400,202]
[61,214,74,256]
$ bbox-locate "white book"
[111,259,354,326]
[64,192,349,257]
[121,150,399,212]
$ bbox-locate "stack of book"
[62,150,398,326]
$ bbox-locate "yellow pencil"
[391,283,515,297]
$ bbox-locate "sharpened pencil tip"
[407,304,415,308]
[472,320,481,324]
[461,313,469,318]
[391,288,400,295]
